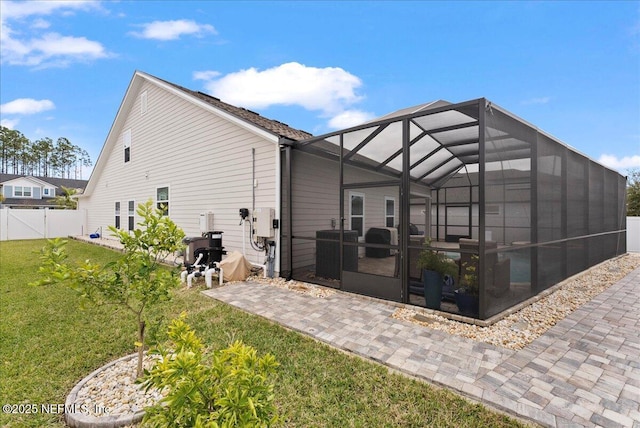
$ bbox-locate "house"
[77,71,311,274]
[81,71,626,321]
[0,174,87,209]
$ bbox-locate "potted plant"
[417,240,458,310]
[455,256,480,317]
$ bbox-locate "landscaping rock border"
[64,353,163,428]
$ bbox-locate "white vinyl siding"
[79,78,279,268]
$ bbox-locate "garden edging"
[65,353,145,428]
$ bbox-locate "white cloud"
[522,96,551,105]
[193,70,221,81]
[0,1,100,20]
[1,98,55,115]
[198,62,368,129]
[328,110,375,129]
[1,118,20,129]
[130,19,217,41]
[598,154,640,171]
[0,0,109,68]
[31,18,50,29]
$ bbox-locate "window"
[43,188,50,196]
[115,202,121,229]
[385,196,396,227]
[14,186,31,197]
[156,187,169,216]
[141,90,148,115]
[486,204,501,216]
[123,129,131,163]
[128,201,135,231]
[349,192,365,237]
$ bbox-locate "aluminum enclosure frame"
[281,98,627,320]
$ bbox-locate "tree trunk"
[137,320,145,378]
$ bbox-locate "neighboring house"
[77,70,311,273]
[0,174,87,209]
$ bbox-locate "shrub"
[141,315,280,428]
[417,239,458,278]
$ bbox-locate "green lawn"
[0,239,530,427]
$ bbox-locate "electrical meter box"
[199,212,214,234]
[253,208,275,238]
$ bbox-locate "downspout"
[274,138,283,277]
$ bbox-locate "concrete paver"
[202,266,640,427]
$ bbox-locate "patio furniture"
[365,227,395,258]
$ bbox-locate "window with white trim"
[115,202,121,229]
[43,188,50,196]
[14,186,32,197]
[128,200,135,231]
[156,187,169,216]
[349,192,365,237]
[123,129,131,163]
[385,196,396,227]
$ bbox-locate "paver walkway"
[202,266,640,428]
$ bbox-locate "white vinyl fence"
[0,208,87,241]
[628,217,640,253]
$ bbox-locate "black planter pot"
[422,269,443,310]
[454,289,479,317]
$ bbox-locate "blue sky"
[1,0,639,177]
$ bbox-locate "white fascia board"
[139,71,280,144]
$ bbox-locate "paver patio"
[202,266,640,428]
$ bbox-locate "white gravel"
[72,354,165,418]
[392,253,640,350]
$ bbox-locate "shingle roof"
[160,79,313,142]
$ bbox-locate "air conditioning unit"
[253,208,275,238]
[199,212,214,234]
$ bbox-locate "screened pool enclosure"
[279,98,627,320]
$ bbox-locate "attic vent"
[141,90,148,114]
[196,91,220,102]
[241,107,260,116]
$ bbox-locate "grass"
[0,239,530,427]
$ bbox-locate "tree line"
[0,126,92,179]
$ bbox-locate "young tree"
[627,168,640,216]
[33,200,186,377]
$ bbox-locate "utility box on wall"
[199,212,214,234]
[253,208,275,238]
